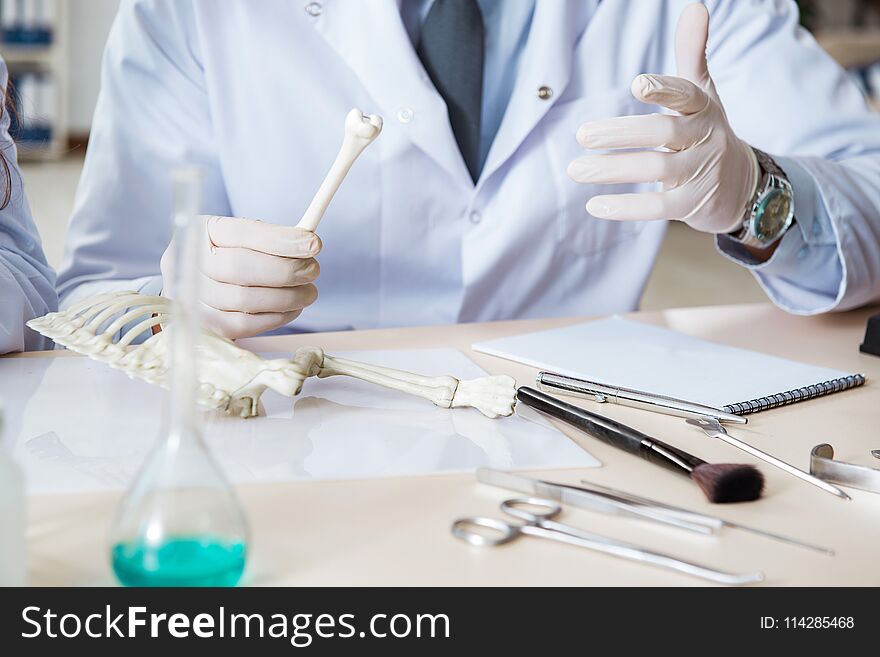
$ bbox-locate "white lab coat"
[0,59,56,353]
[57,0,880,334]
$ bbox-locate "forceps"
[451,498,764,586]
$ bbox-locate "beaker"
[108,169,249,587]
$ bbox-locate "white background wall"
[66,0,118,134]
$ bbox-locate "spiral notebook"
[472,317,866,416]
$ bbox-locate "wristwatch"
[730,148,795,248]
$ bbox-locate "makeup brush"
[517,387,764,503]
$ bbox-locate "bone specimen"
[27,292,517,420]
[297,108,383,232]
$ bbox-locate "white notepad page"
[473,317,855,409]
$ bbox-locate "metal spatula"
[686,417,850,500]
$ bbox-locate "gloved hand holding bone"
[567,3,759,234]
[160,216,321,340]
[160,109,382,340]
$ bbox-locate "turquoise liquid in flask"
[109,169,249,587]
[112,536,246,587]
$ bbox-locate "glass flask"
[0,402,27,586]
[109,169,249,587]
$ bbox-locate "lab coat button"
[537,86,553,100]
[469,211,482,224]
[397,108,414,123]
[305,2,322,17]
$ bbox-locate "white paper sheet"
[473,317,856,409]
[0,349,597,495]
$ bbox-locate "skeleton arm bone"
[316,353,516,419]
[27,292,517,420]
[296,109,383,232]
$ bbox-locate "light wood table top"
[13,303,880,586]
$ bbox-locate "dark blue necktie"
[416,0,485,182]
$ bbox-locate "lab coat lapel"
[479,0,593,187]
[311,0,472,188]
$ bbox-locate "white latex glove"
[567,3,759,234]
[160,215,321,339]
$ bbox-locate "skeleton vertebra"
[27,291,516,419]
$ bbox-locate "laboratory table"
[10,303,880,586]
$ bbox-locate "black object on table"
[861,313,880,357]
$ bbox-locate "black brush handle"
[517,386,706,476]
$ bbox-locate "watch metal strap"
[732,148,792,247]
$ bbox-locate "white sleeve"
[56,0,231,308]
[705,0,880,313]
[0,59,57,353]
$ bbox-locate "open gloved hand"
[567,3,759,234]
[160,215,320,339]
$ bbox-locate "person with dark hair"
[0,57,57,353]
[57,1,880,339]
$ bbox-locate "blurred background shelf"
[816,28,880,67]
[815,25,880,112]
[0,0,68,160]
[1,46,53,64]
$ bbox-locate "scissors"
[451,497,764,586]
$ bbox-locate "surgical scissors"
[451,497,764,586]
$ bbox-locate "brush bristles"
[691,463,765,503]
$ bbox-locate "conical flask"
[0,402,26,586]
[109,168,249,587]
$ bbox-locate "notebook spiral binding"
[723,374,867,416]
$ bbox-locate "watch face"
[754,188,793,241]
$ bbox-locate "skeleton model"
[27,109,516,420]
[27,292,516,419]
